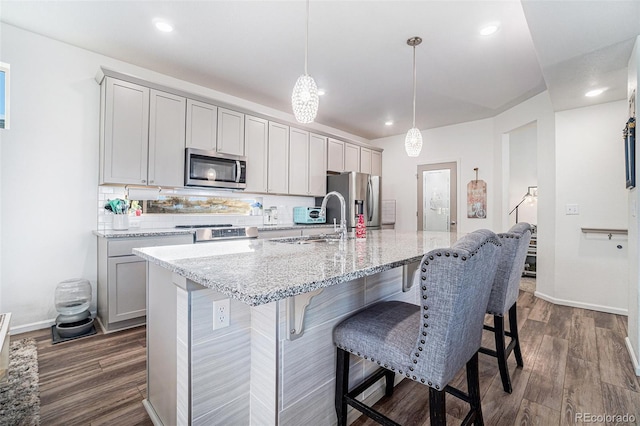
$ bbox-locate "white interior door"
[417,162,457,232]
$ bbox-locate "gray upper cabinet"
[289,128,310,196]
[327,138,345,173]
[217,107,245,156]
[308,133,327,196]
[244,115,269,193]
[100,77,186,187]
[148,90,186,187]
[101,78,150,185]
[344,142,361,172]
[360,147,372,174]
[186,99,217,151]
[268,122,289,194]
[371,150,382,176]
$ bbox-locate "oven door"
[185,148,247,189]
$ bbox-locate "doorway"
[417,162,457,232]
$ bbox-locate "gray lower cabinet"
[97,234,193,333]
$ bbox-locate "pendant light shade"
[292,0,319,123]
[405,36,423,157]
[292,74,319,124]
[405,127,423,157]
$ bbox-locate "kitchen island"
[134,230,460,425]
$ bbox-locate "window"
[0,62,9,130]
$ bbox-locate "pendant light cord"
[412,45,417,128]
[305,0,309,75]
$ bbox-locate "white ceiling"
[1,0,639,140]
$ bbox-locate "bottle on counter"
[356,213,366,239]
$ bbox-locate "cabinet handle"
[150,180,154,184]
[142,180,146,183]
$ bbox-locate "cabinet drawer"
[107,234,193,257]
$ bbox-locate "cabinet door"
[245,115,269,193]
[186,99,217,151]
[217,108,245,156]
[107,256,147,322]
[371,150,382,176]
[267,122,289,194]
[102,78,149,185]
[309,133,327,196]
[289,128,310,195]
[327,138,344,172]
[344,143,361,172]
[360,147,372,174]
[148,90,186,187]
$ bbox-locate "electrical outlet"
[212,299,230,330]
[565,204,579,215]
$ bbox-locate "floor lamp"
[509,186,538,223]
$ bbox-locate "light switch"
[565,204,579,215]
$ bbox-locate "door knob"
[450,221,456,225]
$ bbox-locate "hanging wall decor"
[467,168,487,218]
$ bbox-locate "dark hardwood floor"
[17,325,151,426]
[14,290,640,425]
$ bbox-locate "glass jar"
[55,279,91,315]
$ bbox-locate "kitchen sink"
[270,234,353,245]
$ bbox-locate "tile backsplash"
[98,186,317,230]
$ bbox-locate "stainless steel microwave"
[184,148,247,190]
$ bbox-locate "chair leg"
[429,386,447,426]
[466,352,484,426]
[335,348,350,426]
[493,315,513,394]
[509,303,524,368]
[384,370,396,397]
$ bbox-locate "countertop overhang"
[134,230,461,306]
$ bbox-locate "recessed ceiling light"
[154,21,174,33]
[317,89,326,96]
[384,120,394,126]
[480,24,499,36]
[585,88,606,97]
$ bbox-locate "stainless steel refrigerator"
[318,172,381,230]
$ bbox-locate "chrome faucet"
[320,191,347,241]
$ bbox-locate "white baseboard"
[10,318,54,335]
[143,399,164,426]
[9,309,98,336]
[533,291,628,316]
[625,337,640,376]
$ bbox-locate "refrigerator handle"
[367,178,373,222]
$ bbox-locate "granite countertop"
[94,224,334,239]
[93,228,196,238]
[134,230,461,306]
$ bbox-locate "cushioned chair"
[479,222,532,394]
[333,230,501,426]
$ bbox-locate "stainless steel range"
[175,224,259,243]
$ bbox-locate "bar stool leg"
[384,370,395,397]
[429,387,446,426]
[466,352,484,426]
[494,315,513,394]
[335,348,350,426]
[509,303,523,367]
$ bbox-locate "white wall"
[494,92,557,302]
[508,122,537,227]
[628,35,640,374]
[371,118,496,233]
[555,101,628,313]
[0,24,366,332]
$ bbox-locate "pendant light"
[291,0,319,124]
[405,36,423,157]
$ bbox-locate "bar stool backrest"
[414,229,501,389]
[486,223,532,316]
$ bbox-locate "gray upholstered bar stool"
[333,230,501,426]
[479,222,532,394]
